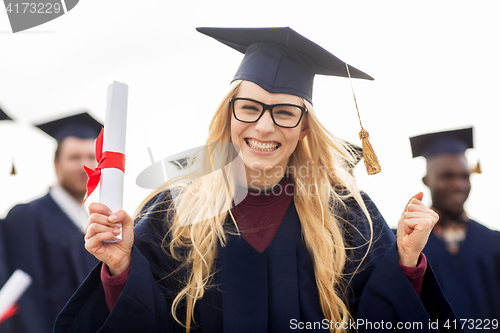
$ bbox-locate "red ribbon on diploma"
[0,304,19,324]
[83,128,125,203]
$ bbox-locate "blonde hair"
[136,80,373,332]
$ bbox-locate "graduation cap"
[197,27,373,104]
[410,127,473,160]
[0,107,12,121]
[197,27,381,175]
[35,112,102,143]
[169,157,191,170]
[341,141,363,176]
[344,141,363,164]
[410,127,481,174]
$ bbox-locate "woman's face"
[230,81,309,178]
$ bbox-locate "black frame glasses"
[230,97,307,128]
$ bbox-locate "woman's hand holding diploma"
[84,203,134,276]
[396,192,439,267]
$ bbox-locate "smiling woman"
[55,27,462,333]
[230,81,310,190]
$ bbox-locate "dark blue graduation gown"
[0,219,7,286]
[55,192,461,332]
[423,220,500,331]
[0,217,9,301]
[0,193,98,333]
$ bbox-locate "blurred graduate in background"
[0,108,19,331]
[411,127,500,328]
[0,112,100,333]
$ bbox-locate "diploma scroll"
[101,81,128,242]
[0,270,32,320]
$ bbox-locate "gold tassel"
[471,160,481,174]
[10,159,16,175]
[359,128,381,175]
[346,64,381,175]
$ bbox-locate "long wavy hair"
[136,80,374,332]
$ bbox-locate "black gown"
[0,193,98,333]
[0,219,7,286]
[55,191,461,332]
[423,220,500,331]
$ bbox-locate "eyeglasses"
[230,98,307,128]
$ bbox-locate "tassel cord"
[345,64,381,175]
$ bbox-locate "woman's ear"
[299,118,310,140]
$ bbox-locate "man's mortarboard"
[35,112,102,142]
[410,127,474,159]
[196,27,373,104]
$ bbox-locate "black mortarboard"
[169,157,190,170]
[0,107,11,121]
[410,127,473,159]
[196,27,373,104]
[35,112,102,142]
[344,141,363,166]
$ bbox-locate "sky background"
[0,1,499,230]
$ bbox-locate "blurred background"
[0,0,498,229]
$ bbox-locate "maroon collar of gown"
[232,175,294,253]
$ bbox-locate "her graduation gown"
[423,220,500,328]
[55,191,461,332]
[1,193,98,333]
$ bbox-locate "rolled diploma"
[101,81,128,242]
[0,270,32,318]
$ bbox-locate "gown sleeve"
[101,263,130,312]
[54,191,184,333]
[344,193,463,332]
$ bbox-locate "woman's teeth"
[245,138,280,151]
